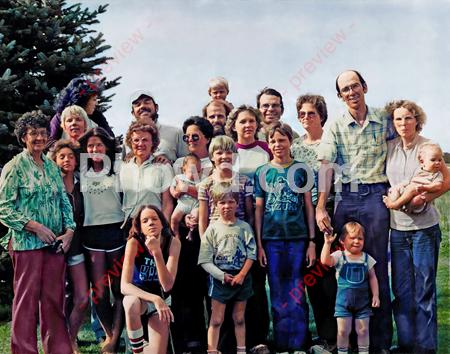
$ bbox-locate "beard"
[212,124,225,137]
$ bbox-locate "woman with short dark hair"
[0,111,76,353]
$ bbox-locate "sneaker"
[250,344,270,354]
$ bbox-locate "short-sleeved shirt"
[120,156,174,221]
[331,251,376,282]
[198,219,257,271]
[154,123,188,162]
[385,136,440,231]
[81,170,124,226]
[235,141,272,180]
[291,135,321,204]
[317,107,394,184]
[0,150,76,251]
[198,174,253,222]
[254,160,310,240]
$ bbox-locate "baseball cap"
[129,90,155,106]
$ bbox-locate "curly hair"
[14,110,49,147]
[225,104,262,142]
[384,100,427,133]
[50,139,80,166]
[125,121,160,154]
[54,76,102,114]
[129,205,174,251]
[296,94,328,127]
[78,127,118,175]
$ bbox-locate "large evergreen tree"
[0,0,120,166]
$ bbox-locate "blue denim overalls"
[334,251,372,319]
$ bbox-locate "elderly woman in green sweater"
[0,111,76,354]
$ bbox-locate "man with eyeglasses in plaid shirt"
[316,70,394,354]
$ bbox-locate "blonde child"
[170,153,202,239]
[198,188,257,354]
[208,77,234,109]
[321,222,380,354]
[384,142,444,212]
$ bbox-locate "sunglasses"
[182,134,200,142]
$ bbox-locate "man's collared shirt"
[0,150,76,251]
[317,107,394,184]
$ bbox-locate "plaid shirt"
[317,106,395,184]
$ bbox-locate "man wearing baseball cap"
[130,90,187,162]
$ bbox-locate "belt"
[339,182,387,196]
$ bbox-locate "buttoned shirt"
[0,150,76,251]
[120,156,174,221]
[385,135,440,231]
[317,107,395,184]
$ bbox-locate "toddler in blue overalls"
[321,221,380,354]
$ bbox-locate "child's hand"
[231,272,245,286]
[176,179,188,194]
[372,295,380,308]
[324,233,337,245]
[223,273,234,284]
[145,236,161,255]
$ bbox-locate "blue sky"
[80,0,449,151]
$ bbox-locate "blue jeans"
[265,239,309,351]
[333,183,393,350]
[391,224,441,351]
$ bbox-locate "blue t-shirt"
[254,160,309,240]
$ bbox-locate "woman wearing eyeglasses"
[171,116,214,354]
[291,94,338,352]
[0,111,76,353]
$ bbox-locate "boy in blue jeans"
[254,123,316,352]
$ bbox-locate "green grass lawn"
[1,193,449,353]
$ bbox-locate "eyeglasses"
[261,103,281,110]
[340,82,361,94]
[298,111,318,119]
[182,134,200,142]
[27,129,48,138]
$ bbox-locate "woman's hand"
[185,213,198,229]
[258,247,267,267]
[31,222,57,244]
[153,296,174,323]
[306,242,316,268]
[57,229,74,254]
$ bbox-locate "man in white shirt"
[130,90,188,162]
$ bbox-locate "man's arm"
[316,160,334,234]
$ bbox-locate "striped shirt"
[0,150,76,251]
[317,107,395,184]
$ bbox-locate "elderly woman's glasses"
[27,129,48,138]
[183,134,200,142]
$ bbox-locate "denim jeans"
[391,224,441,351]
[333,183,393,350]
[265,239,309,351]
